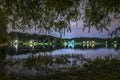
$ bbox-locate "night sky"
[8,20,120,38]
[55,20,120,38]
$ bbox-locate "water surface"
[0,44,119,60]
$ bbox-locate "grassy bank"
[0,54,120,80]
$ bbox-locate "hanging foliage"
[0,0,120,36]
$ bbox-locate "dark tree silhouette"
[0,0,120,36]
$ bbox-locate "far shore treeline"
[0,32,119,45]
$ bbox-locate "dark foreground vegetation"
[0,54,120,80]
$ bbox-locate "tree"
[8,32,18,40]
[0,22,7,43]
[0,0,120,37]
[82,0,120,36]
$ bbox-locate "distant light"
[71,40,74,43]
[86,41,89,44]
[15,40,18,43]
[14,40,18,45]
[29,44,33,47]
[82,41,86,44]
[105,41,108,48]
[82,44,86,48]
[29,40,33,47]
[63,41,67,46]
[14,44,18,50]
[29,40,33,44]
[90,41,95,48]
[105,44,108,48]
[87,44,89,48]
[91,44,95,48]
[114,44,117,48]
[68,40,74,48]
[91,41,95,44]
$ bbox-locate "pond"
[0,43,120,60]
[0,43,120,77]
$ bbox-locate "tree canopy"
[0,0,120,36]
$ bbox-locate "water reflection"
[0,43,119,60]
[0,43,120,60]
[4,53,120,76]
[0,43,120,77]
[4,54,87,76]
[13,44,18,50]
[114,44,117,48]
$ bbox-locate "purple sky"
[58,20,120,38]
[8,20,120,38]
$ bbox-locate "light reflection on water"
[0,45,120,76]
[5,47,120,60]
[0,43,120,60]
